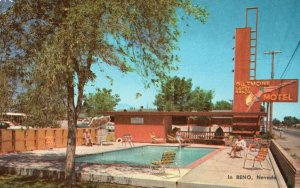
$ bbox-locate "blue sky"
[85,0,300,120]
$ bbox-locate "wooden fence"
[0,128,98,154]
[179,131,231,140]
[176,131,231,145]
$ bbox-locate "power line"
[280,40,300,78]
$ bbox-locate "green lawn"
[0,174,140,188]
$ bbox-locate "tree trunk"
[64,83,77,185]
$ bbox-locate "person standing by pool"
[176,128,184,146]
[83,129,93,146]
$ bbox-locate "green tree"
[84,88,120,117]
[213,100,232,110]
[188,87,213,111]
[1,0,208,185]
[272,118,281,126]
[0,24,21,113]
[282,116,299,127]
[15,55,67,127]
[154,76,192,111]
[154,77,213,111]
[17,83,67,128]
[0,70,15,112]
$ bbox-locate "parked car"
[0,121,11,129]
[105,122,115,132]
[7,125,33,130]
[76,122,90,128]
[0,121,15,129]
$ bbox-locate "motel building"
[105,8,298,144]
[105,111,267,143]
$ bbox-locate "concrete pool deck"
[0,143,287,188]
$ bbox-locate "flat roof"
[102,111,267,117]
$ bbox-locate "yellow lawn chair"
[150,150,180,175]
[243,145,270,169]
[167,134,177,143]
[150,132,165,144]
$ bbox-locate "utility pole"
[264,50,282,135]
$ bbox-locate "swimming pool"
[76,146,216,167]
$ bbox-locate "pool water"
[76,146,216,167]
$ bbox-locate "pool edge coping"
[186,147,224,169]
[75,144,222,169]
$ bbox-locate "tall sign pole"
[264,50,282,134]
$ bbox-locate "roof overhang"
[101,111,267,118]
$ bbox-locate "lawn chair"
[237,138,249,158]
[224,135,235,146]
[246,135,262,152]
[243,145,270,169]
[227,136,247,158]
[167,134,189,145]
[167,134,177,143]
[236,147,247,158]
[150,132,165,144]
[122,134,134,147]
[150,150,180,175]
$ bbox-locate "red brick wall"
[115,124,166,143]
[114,115,170,142]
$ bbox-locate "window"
[130,117,144,124]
